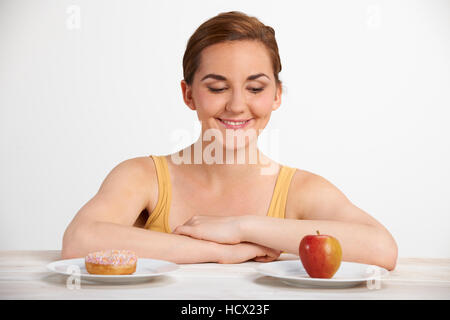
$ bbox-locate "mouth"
[216,118,253,129]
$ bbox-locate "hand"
[173,215,243,244]
[216,242,281,264]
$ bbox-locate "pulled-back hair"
[182,11,283,90]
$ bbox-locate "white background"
[1,0,449,258]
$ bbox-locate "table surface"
[1,251,449,300]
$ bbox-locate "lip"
[216,118,252,129]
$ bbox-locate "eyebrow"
[200,73,270,82]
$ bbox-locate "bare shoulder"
[286,169,351,220]
[65,156,159,231]
[285,169,314,220]
[101,156,156,188]
[125,156,159,210]
[100,156,159,212]
[287,169,385,228]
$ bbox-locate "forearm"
[240,215,397,270]
[62,221,220,264]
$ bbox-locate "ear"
[181,80,196,111]
[272,83,282,111]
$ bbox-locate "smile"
[217,118,252,129]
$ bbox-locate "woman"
[62,11,398,270]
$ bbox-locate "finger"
[172,226,190,236]
[262,246,282,257]
[252,256,267,262]
[271,249,282,257]
[259,250,280,261]
[175,226,205,241]
[172,226,181,234]
[264,254,279,262]
[253,255,274,262]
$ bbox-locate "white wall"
[1,0,449,258]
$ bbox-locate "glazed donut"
[85,249,138,275]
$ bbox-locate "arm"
[62,157,219,263]
[63,220,222,264]
[64,220,280,264]
[240,173,398,270]
[62,157,279,264]
[240,215,397,270]
[174,172,398,270]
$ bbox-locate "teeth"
[221,120,247,125]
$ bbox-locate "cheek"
[195,91,224,119]
[251,96,275,118]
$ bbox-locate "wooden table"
[1,251,449,300]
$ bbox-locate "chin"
[223,135,259,155]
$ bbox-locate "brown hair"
[182,11,283,91]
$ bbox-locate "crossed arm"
[173,173,398,271]
[63,159,397,270]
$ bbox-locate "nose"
[225,89,247,114]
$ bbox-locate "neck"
[168,136,280,190]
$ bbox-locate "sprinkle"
[85,249,137,265]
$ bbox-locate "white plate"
[47,258,179,284]
[256,260,389,288]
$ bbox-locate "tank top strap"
[144,155,172,233]
[266,165,297,219]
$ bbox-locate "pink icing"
[85,249,137,266]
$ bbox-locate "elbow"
[61,227,80,259]
[61,248,78,260]
[61,222,92,259]
[387,239,398,271]
[376,231,398,272]
[61,241,80,260]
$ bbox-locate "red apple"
[299,230,342,278]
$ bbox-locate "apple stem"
[316,230,320,235]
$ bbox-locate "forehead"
[197,40,272,79]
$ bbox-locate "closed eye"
[208,87,265,94]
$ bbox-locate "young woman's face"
[181,40,282,151]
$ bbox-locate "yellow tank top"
[144,155,297,233]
